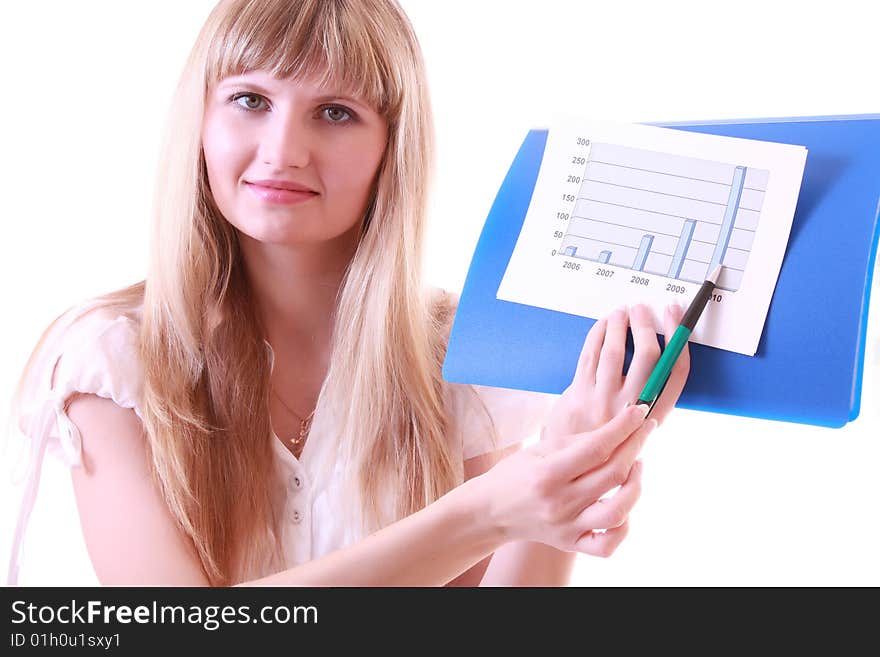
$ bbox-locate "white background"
[1,0,878,586]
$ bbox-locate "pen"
[635,264,723,417]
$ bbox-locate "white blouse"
[6,298,557,585]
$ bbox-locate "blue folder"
[442,114,880,428]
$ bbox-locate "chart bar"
[709,165,746,277]
[668,219,696,278]
[633,235,654,271]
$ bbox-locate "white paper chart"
[496,118,808,355]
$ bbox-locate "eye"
[321,105,356,126]
[227,93,357,126]
[230,92,267,112]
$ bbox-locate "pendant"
[291,419,308,448]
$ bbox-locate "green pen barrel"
[638,325,691,403]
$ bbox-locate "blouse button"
[292,509,302,524]
[292,475,303,490]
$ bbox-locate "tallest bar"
[709,165,746,280]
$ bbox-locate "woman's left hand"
[543,303,690,440]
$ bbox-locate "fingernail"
[635,403,650,418]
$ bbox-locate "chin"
[231,218,301,243]
[229,208,360,248]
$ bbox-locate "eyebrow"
[216,78,368,109]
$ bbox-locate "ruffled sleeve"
[6,301,143,585]
[448,382,558,461]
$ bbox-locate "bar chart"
[558,142,768,291]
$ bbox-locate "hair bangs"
[204,0,399,118]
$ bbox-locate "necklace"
[270,385,315,456]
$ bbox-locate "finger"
[574,460,643,531]
[547,403,650,483]
[565,420,655,513]
[595,306,629,391]
[574,519,630,558]
[571,317,607,389]
[650,303,691,425]
[625,304,662,392]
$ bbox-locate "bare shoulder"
[66,393,210,585]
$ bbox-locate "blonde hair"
[8,0,495,586]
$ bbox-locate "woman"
[6,0,688,586]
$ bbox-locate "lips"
[245,182,318,205]
[246,179,317,193]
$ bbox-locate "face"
[202,70,388,249]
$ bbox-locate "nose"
[258,111,312,169]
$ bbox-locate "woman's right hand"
[472,404,655,555]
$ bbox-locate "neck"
[238,229,358,353]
